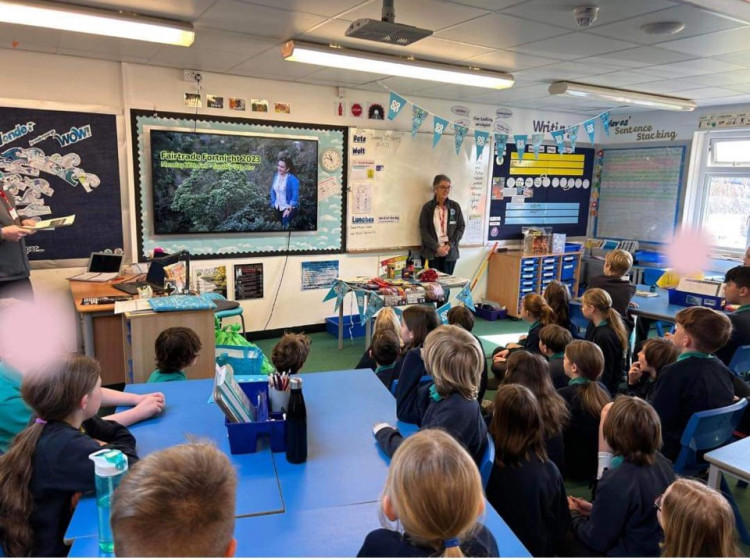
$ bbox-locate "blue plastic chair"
[568,302,588,337]
[203,292,246,334]
[729,345,750,377]
[390,375,432,396]
[479,434,495,490]
[673,398,750,544]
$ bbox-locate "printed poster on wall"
[234,264,263,300]
[191,265,228,297]
[301,260,339,290]
[0,106,123,260]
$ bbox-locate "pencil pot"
[225,381,287,454]
[268,387,291,413]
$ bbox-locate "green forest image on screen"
[150,129,318,234]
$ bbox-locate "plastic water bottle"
[89,449,129,554]
[285,377,307,464]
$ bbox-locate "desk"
[705,437,750,490]
[69,280,216,384]
[571,286,682,329]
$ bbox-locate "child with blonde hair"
[447,305,489,402]
[658,478,742,557]
[376,325,487,464]
[355,307,402,371]
[0,355,138,557]
[588,249,636,326]
[358,429,498,558]
[559,340,611,481]
[581,288,629,394]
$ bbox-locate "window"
[684,131,750,254]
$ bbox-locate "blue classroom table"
[65,379,283,540]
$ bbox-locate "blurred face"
[400,321,413,345]
[83,376,103,420]
[637,349,648,368]
[434,180,451,204]
[581,301,594,320]
[277,161,289,175]
[520,303,532,322]
[563,354,576,378]
[744,247,750,266]
[723,280,744,305]
[655,485,671,529]
[671,323,689,350]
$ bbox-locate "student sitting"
[447,305,489,402]
[587,248,636,330]
[568,396,675,557]
[111,442,237,557]
[491,293,555,382]
[715,265,750,367]
[371,329,401,390]
[543,280,579,339]
[625,338,678,401]
[581,288,629,394]
[538,324,573,390]
[389,305,440,387]
[0,355,138,557]
[504,351,569,475]
[148,326,202,382]
[358,429,498,558]
[651,306,737,461]
[271,332,312,374]
[355,308,402,371]
[658,478,742,557]
[487,384,572,557]
[559,340,611,481]
[375,325,487,464]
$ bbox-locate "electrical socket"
[183,70,202,82]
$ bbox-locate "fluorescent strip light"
[0,0,195,46]
[549,81,696,112]
[282,40,514,90]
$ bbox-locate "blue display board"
[0,106,123,260]
[487,144,594,241]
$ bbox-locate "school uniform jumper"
[571,454,675,557]
[651,353,735,461]
[147,369,187,383]
[355,349,377,371]
[585,321,625,394]
[548,352,568,390]
[716,304,750,367]
[374,363,396,390]
[395,347,429,424]
[0,361,31,453]
[377,390,488,465]
[486,454,572,557]
[588,274,636,329]
[490,321,544,379]
[559,380,611,481]
[29,417,138,557]
[357,524,499,557]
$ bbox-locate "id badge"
[9,208,19,221]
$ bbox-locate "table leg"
[707,465,721,489]
[82,313,95,357]
[338,300,344,351]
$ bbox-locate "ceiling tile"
[682,70,750,87]
[513,60,615,81]
[725,83,750,93]
[188,28,277,55]
[341,0,491,31]
[373,76,437,95]
[579,46,696,68]
[676,86,746,99]
[148,44,255,72]
[0,23,61,51]
[634,78,708,93]
[199,0,326,38]
[436,13,569,49]
[575,70,665,87]
[511,32,639,60]
[712,50,750,67]
[448,0,526,10]
[637,58,745,78]
[499,0,677,31]
[657,27,750,57]
[586,4,743,45]
[58,47,152,64]
[697,94,750,106]
[409,82,515,101]
[229,47,318,79]
[58,32,162,59]
[63,0,214,19]
[235,0,369,18]
[300,66,390,85]
[466,49,563,72]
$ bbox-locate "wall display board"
[0,106,123,260]
[487,144,594,241]
[594,145,687,244]
[131,110,346,259]
[346,128,490,252]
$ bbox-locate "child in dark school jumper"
[588,248,636,329]
[538,323,573,390]
[358,429,498,558]
[0,355,138,557]
[446,305,489,402]
[581,288,629,394]
[375,325,487,465]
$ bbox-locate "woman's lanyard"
[0,190,19,222]
[438,205,447,239]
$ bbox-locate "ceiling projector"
[345,0,432,46]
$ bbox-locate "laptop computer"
[70,252,123,282]
[113,252,180,295]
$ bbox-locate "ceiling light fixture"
[0,0,195,46]
[281,40,514,90]
[640,21,686,35]
[548,81,697,111]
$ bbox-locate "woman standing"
[269,152,300,229]
[418,174,464,274]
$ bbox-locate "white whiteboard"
[595,145,687,244]
[346,128,491,252]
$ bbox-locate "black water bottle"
[285,377,307,463]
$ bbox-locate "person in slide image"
[418,175,465,275]
[269,152,300,229]
[0,186,37,301]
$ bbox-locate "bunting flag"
[323,280,342,301]
[433,116,448,147]
[455,284,475,311]
[392,307,403,320]
[583,118,597,143]
[363,292,385,323]
[411,105,428,136]
[475,130,489,160]
[437,301,453,324]
[494,133,509,156]
[566,124,579,152]
[514,134,528,160]
[354,289,367,321]
[454,123,468,154]
[550,129,566,154]
[599,111,611,136]
[323,280,350,312]
[531,133,544,159]
[387,92,407,120]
